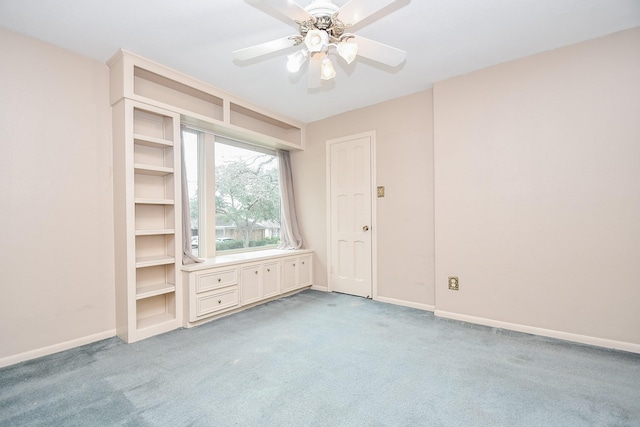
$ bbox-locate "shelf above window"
[229,102,302,146]
[108,50,305,151]
[134,66,224,122]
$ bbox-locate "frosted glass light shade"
[287,50,308,73]
[337,42,358,64]
[305,29,329,53]
[320,56,336,80]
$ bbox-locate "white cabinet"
[241,264,262,306]
[182,250,312,326]
[113,100,182,343]
[240,260,282,305]
[282,254,313,293]
[262,261,280,299]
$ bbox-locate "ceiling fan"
[233,0,407,88]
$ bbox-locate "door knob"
[362,225,369,231]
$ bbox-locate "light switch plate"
[377,186,385,197]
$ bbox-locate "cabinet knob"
[302,261,305,265]
[293,263,296,267]
[255,270,258,274]
[217,278,221,282]
[363,225,369,231]
[267,269,270,272]
[218,300,222,304]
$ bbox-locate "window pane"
[182,130,200,256]
[215,140,280,252]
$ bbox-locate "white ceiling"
[1,0,639,123]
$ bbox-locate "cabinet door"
[263,261,280,298]
[298,255,312,287]
[282,258,298,292]
[241,264,262,305]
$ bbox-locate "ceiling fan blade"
[337,0,397,26]
[246,0,311,22]
[232,36,297,61]
[307,52,322,89]
[353,35,406,67]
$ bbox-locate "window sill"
[181,248,313,272]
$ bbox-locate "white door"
[328,133,373,298]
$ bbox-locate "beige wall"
[0,29,115,363]
[433,27,640,346]
[293,90,435,306]
[1,23,637,363]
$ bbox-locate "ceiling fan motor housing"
[299,0,347,40]
[304,0,339,18]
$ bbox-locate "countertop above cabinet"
[181,249,313,272]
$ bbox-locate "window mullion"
[202,133,217,257]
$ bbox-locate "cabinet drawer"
[196,268,238,293]
[195,286,239,318]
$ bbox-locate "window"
[182,128,281,257]
[182,130,201,256]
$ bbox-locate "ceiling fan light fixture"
[235,0,408,87]
[337,41,358,64]
[304,29,328,53]
[286,49,308,73]
[320,55,336,80]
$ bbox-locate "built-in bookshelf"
[108,49,308,342]
[113,100,182,343]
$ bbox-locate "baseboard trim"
[375,295,435,312]
[0,329,116,368]
[310,285,328,292]
[434,310,640,354]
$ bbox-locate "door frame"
[325,131,378,299]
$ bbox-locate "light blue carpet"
[1,290,639,426]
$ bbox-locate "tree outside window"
[214,143,280,251]
[182,129,281,256]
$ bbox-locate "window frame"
[182,126,281,258]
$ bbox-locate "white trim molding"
[434,310,640,354]
[0,329,116,368]
[376,295,435,312]
[310,284,329,292]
